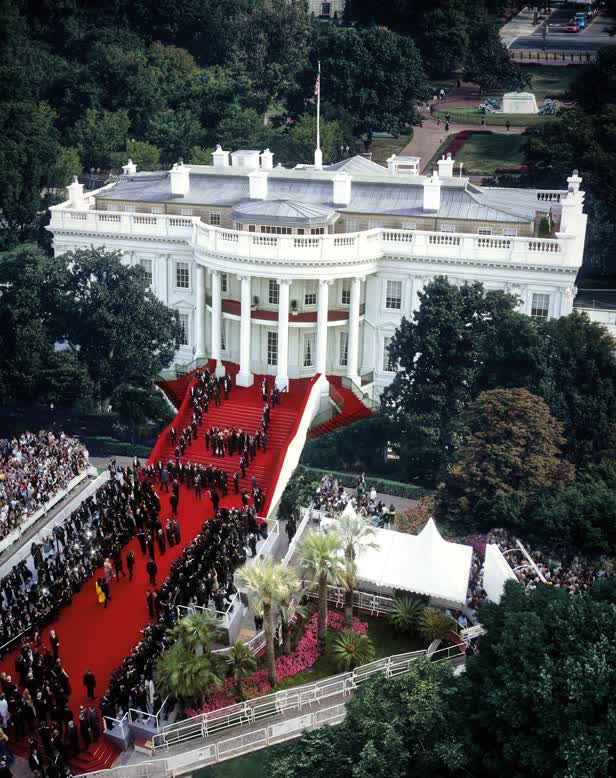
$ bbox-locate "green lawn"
[368,132,411,164]
[455,133,527,174]
[432,105,553,127]
[526,65,579,102]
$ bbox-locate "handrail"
[340,375,378,410]
[329,383,345,412]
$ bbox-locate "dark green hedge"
[301,466,432,501]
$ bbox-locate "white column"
[346,277,361,382]
[276,279,291,390]
[316,279,331,379]
[194,265,206,360]
[236,275,254,387]
[210,270,225,377]
[411,275,426,316]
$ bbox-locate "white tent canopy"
[321,517,473,608]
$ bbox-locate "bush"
[388,597,424,633]
[301,467,432,501]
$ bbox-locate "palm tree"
[337,513,379,626]
[296,529,344,651]
[331,629,375,671]
[388,596,425,633]
[154,641,222,707]
[226,640,257,700]
[168,611,219,656]
[417,607,456,643]
[276,568,306,655]
[239,558,286,686]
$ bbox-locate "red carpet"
[0,365,313,773]
[308,376,372,439]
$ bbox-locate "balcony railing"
[48,205,577,268]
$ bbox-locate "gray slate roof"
[325,156,388,175]
[97,165,556,225]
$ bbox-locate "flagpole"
[316,60,321,153]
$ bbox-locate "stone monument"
[502,91,539,114]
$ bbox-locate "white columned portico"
[316,279,332,389]
[194,265,206,360]
[236,275,254,387]
[276,279,291,390]
[347,277,362,383]
[210,269,225,377]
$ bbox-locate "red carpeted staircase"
[8,734,120,774]
[0,363,314,775]
[157,373,194,409]
[308,377,372,439]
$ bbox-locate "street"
[510,6,614,52]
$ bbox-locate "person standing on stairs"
[262,431,267,453]
[261,377,268,402]
[233,472,239,494]
[252,474,258,492]
[83,670,96,700]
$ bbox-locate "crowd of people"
[102,504,267,723]
[312,474,396,529]
[0,432,88,543]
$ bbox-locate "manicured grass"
[432,105,553,127]
[368,132,411,164]
[455,133,527,174]
[526,65,579,101]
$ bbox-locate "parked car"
[574,12,587,26]
[563,20,581,31]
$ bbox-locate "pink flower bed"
[188,610,368,716]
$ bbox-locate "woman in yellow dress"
[95,578,106,606]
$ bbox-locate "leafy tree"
[458,581,616,777]
[110,383,173,439]
[439,389,575,526]
[146,108,203,163]
[295,25,430,137]
[111,139,161,171]
[395,496,434,535]
[238,558,287,685]
[572,46,616,115]
[276,114,347,166]
[226,641,257,700]
[72,108,131,169]
[47,146,82,191]
[267,659,463,778]
[52,247,181,408]
[382,277,518,483]
[464,17,527,93]
[187,146,215,165]
[277,466,317,520]
[0,102,59,247]
[296,529,345,651]
[417,607,455,643]
[387,597,424,633]
[215,103,269,152]
[331,629,375,671]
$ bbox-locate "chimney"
[67,176,85,208]
[249,170,268,200]
[423,170,442,212]
[387,154,397,175]
[212,144,229,168]
[437,153,454,178]
[333,172,352,206]
[122,158,137,176]
[170,161,190,196]
[260,148,274,170]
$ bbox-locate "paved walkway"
[500,6,542,48]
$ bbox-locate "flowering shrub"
[188,610,368,716]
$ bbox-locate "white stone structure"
[502,91,539,114]
[48,150,586,399]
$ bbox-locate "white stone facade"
[48,154,586,400]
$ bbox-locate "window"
[367,220,383,230]
[209,212,221,225]
[477,227,493,235]
[304,282,317,306]
[267,331,278,365]
[177,312,190,346]
[268,279,279,305]
[220,273,228,293]
[260,225,292,235]
[321,2,331,17]
[138,258,153,285]
[341,279,351,306]
[402,221,417,231]
[221,319,227,351]
[383,337,395,372]
[180,208,193,217]
[124,206,136,213]
[502,227,518,237]
[440,224,456,233]
[176,261,190,289]
[311,227,325,235]
[297,228,305,235]
[303,333,315,367]
[248,225,256,233]
[531,293,550,319]
[151,207,162,215]
[385,280,402,310]
[339,331,348,367]
[345,220,360,232]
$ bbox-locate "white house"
[48,148,586,400]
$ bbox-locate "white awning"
[321,517,473,607]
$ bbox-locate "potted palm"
[290,299,299,316]
[252,295,259,309]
